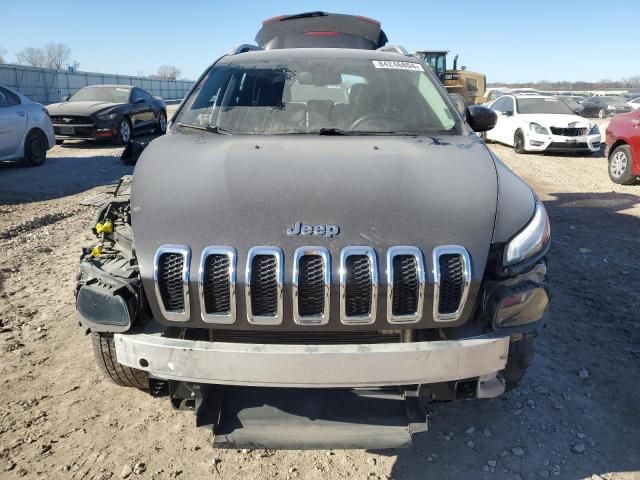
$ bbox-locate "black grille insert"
[550,127,587,137]
[392,255,419,316]
[51,115,93,125]
[202,254,231,314]
[438,254,464,315]
[158,253,185,312]
[250,255,278,316]
[345,255,372,317]
[298,255,325,317]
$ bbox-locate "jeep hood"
[132,132,519,329]
[47,101,122,116]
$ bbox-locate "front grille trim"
[293,247,331,326]
[432,245,471,322]
[386,246,426,324]
[245,246,284,325]
[340,246,378,325]
[153,244,191,322]
[198,246,236,324]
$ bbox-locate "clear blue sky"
[2,0,638,83]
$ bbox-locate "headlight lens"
[504,201,550,266]
[98,112,117,120]
[588,124,599,135]
[529,122,548,135]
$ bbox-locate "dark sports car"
[580,96,632,118]
[47,85,167,144]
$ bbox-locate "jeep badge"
[287,222,340,238]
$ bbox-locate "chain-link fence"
[0,64,194,104]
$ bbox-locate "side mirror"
[466,105,497,132]
[502,110,514,117]
[134,97,145,104]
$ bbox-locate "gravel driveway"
[0,123,639,479]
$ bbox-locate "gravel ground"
[1,118,639,480]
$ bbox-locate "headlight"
[588,124,599,135]
[504,201,550,266]
[97,112,118,120]
[529,122,548,135]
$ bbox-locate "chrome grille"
[293,247,330,325]
[432,246,471,322]
[153,245,190,322]
[245,247,283,325]
[199,247,236,324]
[387,247,425,323]
[340,247,378,325]
[153,244,472,325]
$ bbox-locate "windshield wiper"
[177,122,231,135]
[318,128,351,136]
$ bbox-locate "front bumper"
[525,132,601,152]
[114,333,510,388]
[53,120,116,140]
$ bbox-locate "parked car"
[0,84,55,166]
[486,94,600,154]
[47,85,166,144]
[556,96,584,115]
[605,108,640,184]
[626,97,640,110]
[74,20,552,448]
[581,96,633,118]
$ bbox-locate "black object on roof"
[255,11,388,50]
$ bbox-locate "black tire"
[608,144,635,185]
[116,118,132,145]
[513,129,526,154]
[598,108,606,119]
[501,334,535,390]
[22,129,48,166]
[156,110,167,134]
[91,333,148,390]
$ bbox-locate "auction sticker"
[372,60,424,71]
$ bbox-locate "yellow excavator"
[414,50,487,105]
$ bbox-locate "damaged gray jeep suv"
[75,37,550,448]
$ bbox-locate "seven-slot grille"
[550,127,587,137]
[154,244,471,325]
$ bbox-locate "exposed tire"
[513,129,526,154]
[501,334,535,390]
[116,118,132,145]
[598,108,606,119]
[608,144,635,185]
[22,129,48,166]
[156,110,167,134]
[91,333,148,390]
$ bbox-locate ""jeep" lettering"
[286,222,340,238]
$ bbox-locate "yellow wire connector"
[91,245,103,257]
[95,220,113,234]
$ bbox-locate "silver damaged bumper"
[114,333,510,389]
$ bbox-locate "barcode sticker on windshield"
[372,60,424,71]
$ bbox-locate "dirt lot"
[1,120,639,480]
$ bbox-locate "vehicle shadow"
[0,154,133,205]
[379,191,640,479]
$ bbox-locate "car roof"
[217,48,422,64]
[82,84,133,89]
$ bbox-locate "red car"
[606,109,640,184]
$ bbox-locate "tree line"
[489,77,640,91]
[0,44,182,80]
